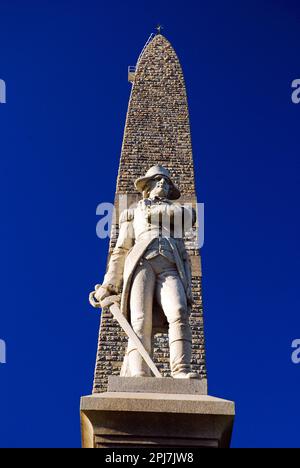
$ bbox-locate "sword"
[90,290,162,378]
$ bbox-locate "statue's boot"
[170,339,199,379]
[127,348,152,377]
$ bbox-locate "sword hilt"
[89,283,121,309]
[101,294,121,309]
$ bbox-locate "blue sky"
[0,0,299,448]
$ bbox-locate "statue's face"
[147,176,170,199]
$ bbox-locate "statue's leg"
[127,259,156,377]
[154,257,196,378]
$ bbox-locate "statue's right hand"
[89,284,111,308]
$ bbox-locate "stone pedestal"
[80,377,235,448]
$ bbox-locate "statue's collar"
[145,197,170,204]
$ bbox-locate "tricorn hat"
[134,165,181,200]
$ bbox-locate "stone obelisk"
[93,33,206,393]
[81,33,235,448]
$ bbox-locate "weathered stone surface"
[81,393,235,415]
[80,392,235,448]
[93,34,206,393]
[108,376,208,395]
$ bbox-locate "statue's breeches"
[128,255,192,358]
